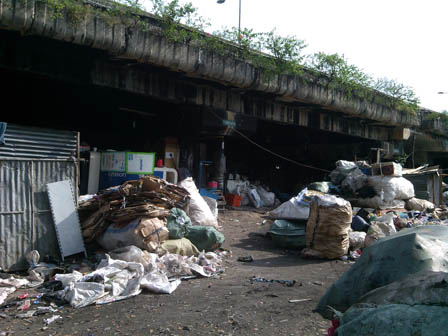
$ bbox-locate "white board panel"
[47,180,86,259]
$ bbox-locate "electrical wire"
[209,110,331,173]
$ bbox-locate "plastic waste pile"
[78,176,224,256]
[225,174,280,209]
[0,245,229,323]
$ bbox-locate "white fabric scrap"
[56,247,225,308]
[0,287,17,305]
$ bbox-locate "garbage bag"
[336,160,358,169]
[364,212,396,248]
[249,188,263,208]
[268,220,307,249]
[109,246,152,268]
[315,225,448,319]
[203,196,218,219]
[97,217,168,252]
[178,178,219,228]
[341,168,367,193]
[351,216,370,232]
[353,196,405,210]
[349,231,366,249]
[367,176,415,201]
[267,188,314,220]
[302,195,352,259]
[166,208,192,239]
[308,181,331,193]
[405,197,435,212]
[185,226,225,252]
[256,186,276,207]
[160,238,200,256]
[336,303,448,336]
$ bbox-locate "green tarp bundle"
[186,226,225,252]
[268,220,306,249]
[166,208,192,239]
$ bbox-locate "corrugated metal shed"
[0,123,79,271]
[405,170,441,206]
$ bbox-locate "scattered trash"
[237,256,253,262]
[44,314,61,325]
[17,299,30,311]
[16,310,36,318]
[251,277,296,287]
[288,298,311,303]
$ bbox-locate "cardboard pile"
[79,176,190,243]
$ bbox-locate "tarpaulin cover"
[337,304,448,336]
[268,220,306,249]
[316,226,448,319]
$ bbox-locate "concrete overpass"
[1,0,447,167]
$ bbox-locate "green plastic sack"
[268,220,306,249]
[166,208,192,239]
[185,226,225,252]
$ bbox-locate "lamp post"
[217,0,241,43]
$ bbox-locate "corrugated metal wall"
[0,123,78,271]
[0,123,78,159]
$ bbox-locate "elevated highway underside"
[1,0,447,182]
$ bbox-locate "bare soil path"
[1,209,351,336]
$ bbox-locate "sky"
[143,0,448,112]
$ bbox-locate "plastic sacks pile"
[52,246,226,308]
[79,176,224,256]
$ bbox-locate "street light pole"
[217,0,241,43]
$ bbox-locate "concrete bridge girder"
[92,61,392,141]
[0,0,420,129]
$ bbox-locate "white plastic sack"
[405,198,435,212]
[249,188,263,208]
[63,282,106,309]
[336,160,357,169]
[202,196,218,219]
[267,188,311,220]
[55,271,83,287]
[256,186,276,207]
[354,197,406,210]
[140,273,181,294]
[367,176,415,201]
[0,287,16,305]
[342,168,367,193]
[178,178,219,228]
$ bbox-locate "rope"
[209,110,331,173]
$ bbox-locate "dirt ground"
[1,209,351,336]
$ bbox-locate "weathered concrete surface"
[0,0,420,128]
